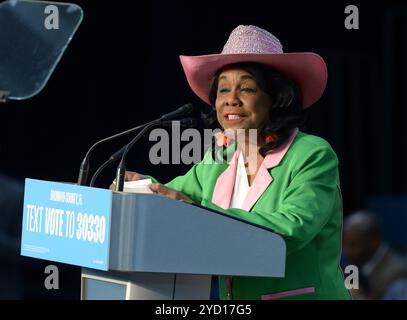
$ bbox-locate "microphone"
[89,117,197,188]
[116,116,198,192]
[89,117,198,187]
[89,118,198,187]
[76,120,156,186]
[115,122,158,191]
[161,117,198,128]
[76,103,194,186]
[160,103,194,121]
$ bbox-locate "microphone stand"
[89,118,198,188]
[78,103,194,186]
[77,103,194,187]
[115,121,160,192]
[77,120,157,186]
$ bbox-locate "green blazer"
[152,130,351,300]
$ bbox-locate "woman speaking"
[112,25,351,300]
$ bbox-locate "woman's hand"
[149,183,193,204]
[109,171,147,191]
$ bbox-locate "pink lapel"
[212,128,299,211]
[211,147,240,209]
[241,128,299,211]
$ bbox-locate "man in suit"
[343,210,407,299]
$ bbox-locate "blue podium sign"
[21,179,112,271]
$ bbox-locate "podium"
[20,179,286,300]
[81,192,286,300]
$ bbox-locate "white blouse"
[229,150,251,209]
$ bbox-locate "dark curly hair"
[201,62,307,158]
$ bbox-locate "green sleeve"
[147,151,211,204]
[163,159,206,204]
[146,175,160,184]
[201,146,340,255]
[146,171,202,204]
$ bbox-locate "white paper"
[123,178,154,194]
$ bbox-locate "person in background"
[343,210,407,299]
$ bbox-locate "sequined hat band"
[222,25,283,54]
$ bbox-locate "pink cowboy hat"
[180,25,328,109]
